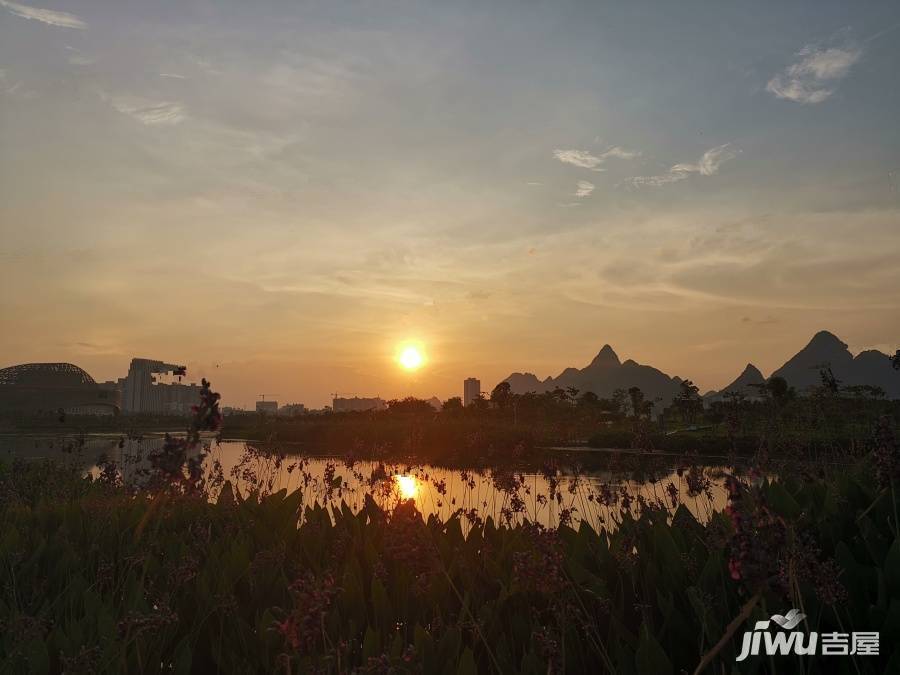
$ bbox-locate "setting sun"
[397,345,425,371]
[394,474,418,500]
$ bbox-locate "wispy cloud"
[65,46,93,66]
[574,180,595,198]
[0,0,86,29]
[553,145,640,171]
[741,315,779,325]
[626,144,739,187]
[160,73,187,80]
[553,149,601,169]
[111,98,186,125]
[601,146,641,161]
[671,144,739,176]
[0,68,37,99]
[766,45,861,104]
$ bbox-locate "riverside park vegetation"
[2,375,900,673]
[218,372,900,464]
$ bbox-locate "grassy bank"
[586,430,760,455]
[584,430,882,457]
[222,414,548,465]
[0,413,194,435]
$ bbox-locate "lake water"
[1,433,740,531]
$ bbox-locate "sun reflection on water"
[394,474,418,500]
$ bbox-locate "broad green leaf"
[456,647,478,675]
[635,628,672,675]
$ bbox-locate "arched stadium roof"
[0,363,97,387]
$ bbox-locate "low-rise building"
[332,396,386,413]
[255,400,278,415]
[278,403,306,416]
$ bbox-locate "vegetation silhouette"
[1,369,899,672]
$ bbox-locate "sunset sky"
[2,0,899,408]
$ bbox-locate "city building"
[120,358,200,415]
[463,377,481,407]
[332,396,386,413]
[256,400,278,415]
[222,406,248,416]
[278,403,306,416]
[0,362,121,415]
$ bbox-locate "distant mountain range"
[706,331,900,400]
[703,364,765,402]
[770,331,899,397]
[503,344,685,406]
[501,330,900,405]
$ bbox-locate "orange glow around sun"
[397,343,425,371]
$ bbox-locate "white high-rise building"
[463,377,481,407]
[121,358,200,415]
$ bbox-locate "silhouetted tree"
[577,391,599,407]
[612,388,628,417]
[818,366,840,395]
[722,391,746,451]
[468,393,489,412]
[843,385,885,400]
[766,376,795,406]
[387,397,434,416]
[627,387,645,419]
[550,387,568,405]
[751,376,795,408]
[490,382,514,410]
[442,397,463,413]
[674,379,702,424]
